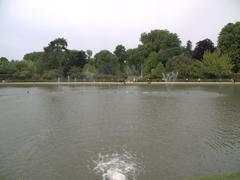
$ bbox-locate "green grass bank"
[187,172,240,180]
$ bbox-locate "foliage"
[201,51,233,78]
[143,52,159,78]
[140,29,181,53]
[190,51,233,79]
[190,60,204,78]
[184,40,193,57]
[15,61,39,80]
[63,50,87,76]
[114,44,127,72]
[151,63,165,78]
[193,39,215,60]
[42,69,59,80]
[82,63,97,79]
[0,59,17,79]
[186,40,192,52]
[126,48,144,75]
[69,50,87,68]
[0,60,15,74]
[218,22,240,72]
[44,38,68,52]
[1,23,239,81]
[158,47,183,65]
[166,54,193,78]
[69,66,82,79]
[95,50,120,75]
[86,50,93,60]
[23,52,44,62]
[142,52,166,79]
[0,57,9,62]
[187,171,240,180]
[43,38,68,71]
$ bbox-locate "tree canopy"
[201,51,233,78]
[23,52,44,62]
[43,38,69,71]
[193,39,215,60]
[218,22,240,72]
[140,30,181,52]
[114,45,127,72]
[0,22,239,81]
[166,54,192,78]
[190,51,233,79]
[95,50,120,75]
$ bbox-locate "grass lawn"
[187,172,240,180]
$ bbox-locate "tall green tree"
[193,38,215,60]
[144,52,158,78]
[186,40,192,52]
[42,69,58,80]
[15,61,39,80]
[190,60,204,78]
[125,48,145,75]
[114,44,127,72]
[0,59,17,79]
[201,51,233,78]
[158,47,183,66]
[43,38,68,75]
[143,52,164,78]
[69,66,82,79]
[86,50,93,61]
[166,54,193,78]
[0,57,9,63]
[185,40,193,56]
[151,63,165,79]
[23,52,44,62]
[44,38,68,52]
[69,50,87,68]
[62,50,87,76]
[140,29,181,53]
[94,50,120,75]
[140,29,182,66]
[218,22,240,72]
[82,63,97,79]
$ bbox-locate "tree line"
[0,22,240,81]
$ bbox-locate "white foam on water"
[93,151,140,180]
[103,169,126,180]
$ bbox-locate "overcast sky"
[0,0,239,60]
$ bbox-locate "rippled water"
[0,84,240,180]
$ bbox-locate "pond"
[0,84,240,180]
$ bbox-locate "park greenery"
[0,22,240,81]
[187,171,240,180]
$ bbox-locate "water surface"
[0,84,240,180]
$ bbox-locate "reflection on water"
[0,85,240,180]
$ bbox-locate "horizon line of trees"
[1,21,240,81]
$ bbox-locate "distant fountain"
[67,75,70,82]
[162,72,178,82]
[57,77,60,84]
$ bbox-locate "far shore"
[0,81,240,85]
